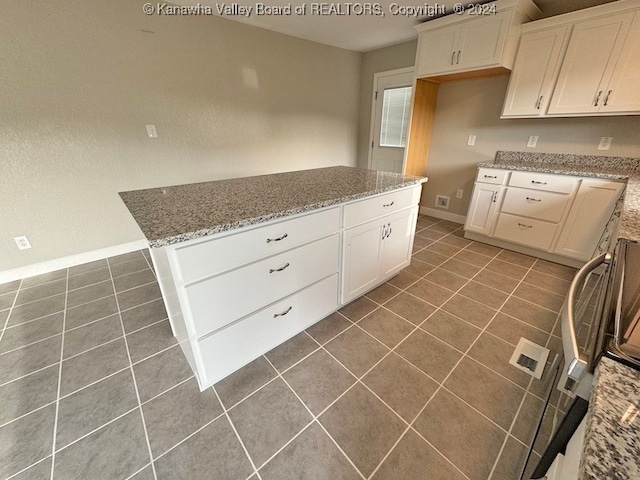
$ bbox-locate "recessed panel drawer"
[493,213,558,251]
[197,274,339,387]
[175,207,340,284]
[508,171,577,194]
[185,234,339,338]
[477,168,508,185]
[501,187,569,222]
[343,186,420,228]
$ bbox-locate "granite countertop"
[120,166,427,247]
[479,151,640,243]
[580,357,640,480]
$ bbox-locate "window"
[379,86,412,148]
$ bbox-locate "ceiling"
[172,0,615,51]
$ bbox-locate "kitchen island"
[120,166,427,389]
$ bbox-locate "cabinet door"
[554,179,625,261]
[548,12,634,115]
[457,11,511,70]
[464,183,502,236]
[502,26,569,117]
[342,221,384,303]
[415,26,459,77]
[380,207,418,279]
[600,12,640,114]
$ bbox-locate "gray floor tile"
[416,228,446,241]
[513,282,566,312]
[0,291,17,311]
[10,457,52,480]
[260,422,360,480]
[265,332,318,373]
[67,268,111,291]
[363,353,438,422]
[500,297,558,332]
[459,281,509,310]
[357,308,414,349]
[319,383,405,478]
[372,429,466,480]
[424,242,460,258]
[486,312,550,348]
[21,270,66,288]
[420,310,481,352]
[68,259,108,277]
[425,268,469,292]
[0,280,21,295]
[56,369,138,449]
[365,283,401,304]
[229,378,312,467]
[491,436,529,480]
[497,250,537,268]
[63,314,123,358]
[439,234,472,249]
[64,295,118,330]
[444,357,525,430]
[134,345,194,403]
[53,410,149,480]
[485,259,529,280]
[383,292,436,325]
[113,269,156,293]
[466,242,502,257]
[474,269,520,294]
[441,294,497,329]
[0,335,61,385]
[338,296,377,322]
[324,326,389,377]
[283,349,356,415]
[453,249,493,268]
[532,259,576,281]
[127,320,176,364]
[117,283,162,311]
[412,249,449,267]
[110,258,150,279]
[128,465,155,480]
[523,270,571,294]
[401,258,434,277]
[120,298,167,334]
[60,338,129,396]
[215,356,277,409]
[143,378,223,457]
[387,271,420,290]
[305,312,351,345]
[0,312,64,354]
[467,333,532,388]
[0,310,8,327]
[0,404,56,479]
[14,280,66,307]
[439,258,482,278]
[511,393,546,446]
[66,280,114,309]
[154,415,253,480]
[395,329,462,383]
[108,251,145,266]
[413,389,505,480]
[0,365,58,425]
[7,294,65,327]
[406,280,455,307]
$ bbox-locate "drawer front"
[343,186,421,228]
[176,207,340,283]
[197,274,339,387]
[477,168,508,185]
[186,234,339,337]
[493,213,558,251]
[508,171,577,194]
[501,187,569,223]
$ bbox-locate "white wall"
[0,0,362,271]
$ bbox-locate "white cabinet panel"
[501,187,570,222]
[509,171,578,194]
[381,208,418,279]
[415,26,459,77]
[477,168,509,184]
[457,11,512,70]
[343,186,420,228]
[465,183,502,235]
[493,213,558,250]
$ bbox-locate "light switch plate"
[467,135,476,146]
[598,137,613,150]
[527,136,539,148]
[146,124,158,138]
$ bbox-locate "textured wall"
[0,0,362,271]
[423,75,640,217]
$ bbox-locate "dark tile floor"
[0,216,576,480]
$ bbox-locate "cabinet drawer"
[493,213,558,251]
[477,168,508,185]
[185,234,339,338]
[343,186,420,228]
[501,187,569,222]
[508,171,577,194]
[175,207,340,283]
[197,274,338,386]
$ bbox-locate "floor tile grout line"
[49,267,69,480]
[57,365,131,401]
[139,374,195,406]
[130,341,181,367]
[0,331,64,357]
[141,249,158,281]
[4,455,52,480]
[113,279,159,296]
[0,398,58,430]
[123,462,154,480]
[118,296,164,315]
[0,362,60,390]
[106,261,159,480]
[0,278,24,345]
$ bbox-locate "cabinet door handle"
[383,201,395,207]
[603,90,612,106]
[526,197,542,202]
[273,306,292,318]
[269,262,290,273]
[484,175,498,179]
[535,95,543,109]
[386,223,392,239]
[492,192,498,203]
[451,51,456,65]
[381,225,387,240]
[266,233,288,243]
[456,50,461,64]
[530,180,547,185]
[594,90,603,106]
[517,223,533,229]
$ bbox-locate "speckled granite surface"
[120,166,427,247]
[579,357,640,480]
[480,151,640,242]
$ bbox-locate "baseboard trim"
[419,207,466,225]
[0,240,149,284]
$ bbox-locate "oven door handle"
[561,252,611,389]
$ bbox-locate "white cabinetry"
[465,183,503,236]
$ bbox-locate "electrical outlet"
[435,195,450,209]
[527,136,539,148]
[146,124,158,138]
[456,189,464,199]
[467,135,476,146]
[598,137,613,150]
[14,235,32,250]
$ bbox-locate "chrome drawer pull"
[456,50,461,64]
[273,306,292,318]
[484,175,498,179]
[517,223,533,229]
[266,233,288,243]
[530,181,547,185]
[451,51,455,65]
[526,197,542,202]
[269,262,290,273]
[603,90,612,106]
[594,90,603,107]
[383,201,395,207]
